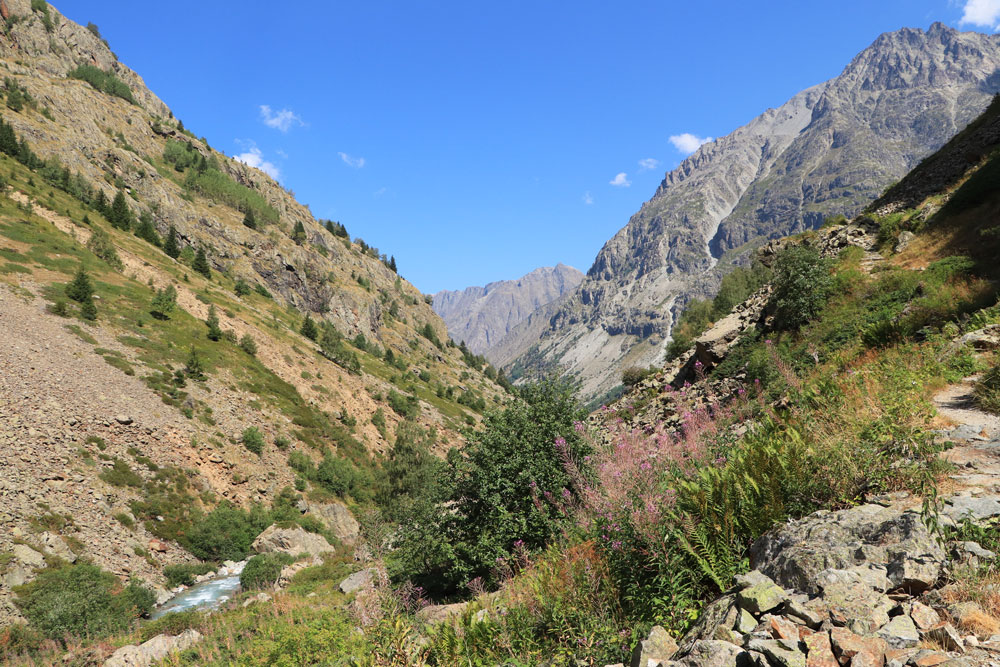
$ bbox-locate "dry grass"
[942,568,1000,637]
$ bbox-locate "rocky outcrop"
[251,525,334,556]
[300,500,360,544]
[433,264,583,355]
[499,23,1000,402]
[103,629,202,667]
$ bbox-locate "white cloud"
[609,172,630,187]
[374,186,388,197]
[339,152,366,168]
[669,133,713,155]
[583,191,594,205]
[960,0,1000,28]
[235,146,280,181]
[638,158,660,171]
[259,105,303,132]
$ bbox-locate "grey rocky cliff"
[497,23,1000,402]
[432,264,583,356]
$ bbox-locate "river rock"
[251,525,334,556]
[103,629,202,667]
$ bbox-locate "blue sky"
[52,0,1000,293]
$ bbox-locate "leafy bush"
[391,380,588,597]
[14,563,154,641]
[240,553,294,591]
[239,334,258,356]
[242,427,265,456]
[67,65,135,104]
[181,502,270,561]
[137,610,203,643]
[621,366,653,387]
[86,227,123,270]
[100,458,143,487]
[163,562,216,588]
[769,245,832,330]
[149,285,177,319]
[387,389,418,419]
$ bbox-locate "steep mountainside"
[432,263,583,355]
[0,0,504,622]
[496,22,1000,402]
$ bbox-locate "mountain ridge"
[496,22,1000,402]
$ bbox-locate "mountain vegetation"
[2,3,1000,667]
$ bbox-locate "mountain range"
[431,263,583,355]
[489,22,1000,402]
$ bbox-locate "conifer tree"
[192,246,211,279]
[184,345,205,380]
[149,285,177,320]
[389,255,397,274]
[65,265,94,303]
[163,225,180,259]
[135,211,160,246]
[292,220,306,244]
[109,191,133,231]
[324,219,335,235]
[242,208,256,230]
[80,298,97,321]
[94,190,108,216]
[205,305,222,341]
[300,313,318,341]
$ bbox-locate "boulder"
[103,629,201,667]
[251,525,334,556]
[631,625,678,667]
[12,544,45,568]
[942,496,1000,523]
[304,500,360,544]
[339,568,376,594]
[746,638,805,667]
[829,627,887,666]
[814,569,895,635]
[415,601,469,624]
[921,623,965,652]
[803,631,838,667]
[877,614,920,649]
[37,532,76,563]
[736,575,787,616]
[750,505,944,595]
[910,601,943,631]
[676,594,738,655]
[678,640,747,667]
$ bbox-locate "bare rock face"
[498,23,1000,402]
[303,500,360,544]
[749,504,945,596]
[251,525,334,556]
[432,264,583,355]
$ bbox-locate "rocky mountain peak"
[497,23,1000,402]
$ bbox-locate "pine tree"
[0,119,18,156]
[242,208,256,230]
[300,313,318,341]
[135,211,160,246]
[192,246,211,279]
[94,190,108,216]
[292,220,306,244]
[324,219,335,235]
[205,305,222,341]
[184,345,205,380]
[65,265,94,303]
[80,298,97,321]
[163,226,180,259]
[109,191,133,231]
[389,255,397,274]
[149,285,177,320]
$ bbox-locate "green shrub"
[769,245,832,330]
[100,458,143,487]
[14,563,154,641]
[181,502,270,561]
[182,168,278,225]
[65,265,94,303]
[242,427,265,456]
[387,390,418,419]
[234,279,252,297]
[149,284,177,319]
[67,65,135,104]
[137,610,203,643]
[240,553,294,591]
[163,562,216,588]
[239,334,258,356]
[86,227,123,270]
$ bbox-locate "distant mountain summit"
[496,22,1000,401]
[433,264,583,355]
